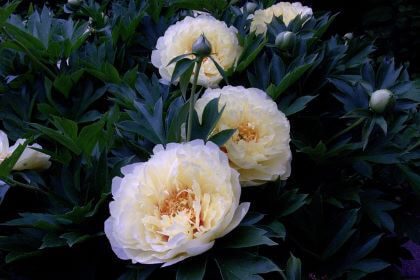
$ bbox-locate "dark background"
[3,0,420,74]
[306,0,420,75]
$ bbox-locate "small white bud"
[369,89,394,113]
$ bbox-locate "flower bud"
[68,0,82,6]
[192,34,212,57]
[369,89,394,113]
[343,33,353,41]
[245,2,258,13]
[275,31,296,51]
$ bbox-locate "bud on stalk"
[369,89,394,113]
[68,0,82,6]
[192,34,212,57]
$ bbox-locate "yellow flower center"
[233,122,258,143]
[158,188,203,240]
[160,189,195,218]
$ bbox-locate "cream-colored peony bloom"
[151,15,242,88]
[104,140,249,266]
[250,2,313,35]
[0,130,51,171]
[195,86,291,186]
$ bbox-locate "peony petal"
[219,202,250,237]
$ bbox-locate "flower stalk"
[186,57,203,142]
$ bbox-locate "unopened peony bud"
[369,89,394,113]
[343,33,353,40]
[192,34,212,57]
[245,2,258,13]
[68,0,82,6]
[275,31,296,50]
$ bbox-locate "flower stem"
[278,270,288,280]
[186,57,203,142]
[326,118,365,144]
[5,178,49,196]
[407,140,420,153]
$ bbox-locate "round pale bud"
[245,2,258,13]
[343,32,353,40]
[68,0,82,6]
[369,89,394,113]
[275,31,296,50]
[192,34,212,57]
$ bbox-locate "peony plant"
[0,1,418,279]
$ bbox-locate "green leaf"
[268,64,313,100]
[361,118,375,150]
[60,232,93,247]
[215,252,279,280]
[208,129,236,146]
[53,70,85,98]
[191,98,225,141]
[0,181,10,205]
[135,98,166,144]
[6,251,42,264]
[171,58,195,84]
[118,266,158,280]
[285,254,302,280]
[31,123,81,154]
[53,74,73,98]
[51,117,79,140]
[167,53,194,66]
[179,62,195,99]
[39,233,67,249]
[346,234,383,264]
[176,255,207,280]
[374,116,387,135]
[398,164,420,193]
[220,226,277,248]
[168,0,229,15]
[349,259,389,273]
[281,95,318,116]
[1,213,71,231]
[0,1,21,26]
[362,192,399,232]
[236,34,267,72]
[209,56,228,83]
[265,220,286,239]
[167,101,190,143]
[322,209,358,259]
[277,189,308,217]
[0,139,28,178]
[77,120,104,156]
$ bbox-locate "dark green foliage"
[0,1,418,279]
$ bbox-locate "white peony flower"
[0,130,51,171]
[151,15,242,88]
[104,140,250,266]
[250,2,313,35]
[195,86,292,186]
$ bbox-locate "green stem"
[326,118,365,144]
[2,27,57,80]
[407,140,420,153]
[186,57,203,142]
[278,270,288,280]
[5,178,48,196]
